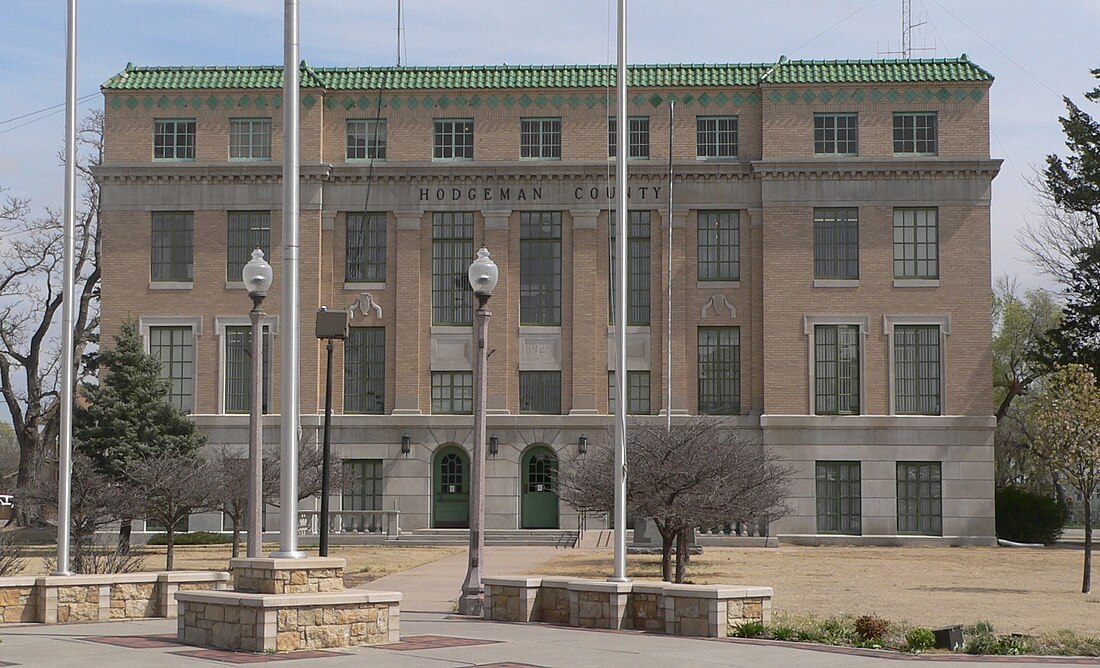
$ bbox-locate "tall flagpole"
[666,101,674,434]
[54,0,77,577]
[611,0,629,583]
[273,0,306,559]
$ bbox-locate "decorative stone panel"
[566,579,631,630]
[483,576,540,622]
[0,577,37,623]
[535,577,571,625]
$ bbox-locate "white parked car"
[0,495,12,507]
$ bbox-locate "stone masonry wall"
[234,566,343,595]
[535,585,570,625]
[110,582,156,620]
[629,591,662,633]
[0,582,35,623]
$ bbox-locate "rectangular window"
[345,212,387,283]
[432,212,474,325]
[346,119,387,160]
[815,325,860,415]
[434,118,474,160]
[608,371,650,415]
[698,327,740,414]
[229,118,272,160]
[608,117,650,158]
[344,327,385,414]
[520,371,561,414]
[894,325,942,415]
[697,211,740,281]
[609,211,651,325]
[148,326,194,413]
[816,461,861,534]
[342,459,383,532]
[696,116,739,158]
[227,211,271,282]
[151,212,193,282]
[520,211,562,325]
[814,113,858,155]
[224,325,271,414]
[897,462,942,535]
[153,119,196,160]
[893,112,937,155]
[893,208,938,279]
[814,208,859,280]
[520,118,561,159]
[432,371,472,414]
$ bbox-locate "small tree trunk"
[1083,498,1093,594]
[660,529,675,582]
[117,517,132,553]
[674,530,690,583]
[165,524,175,571]
[232,524,241,559]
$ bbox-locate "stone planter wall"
[230,557,343,594]
[483,576,773,639]
[0,572,230,625]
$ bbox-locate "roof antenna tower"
[880,0,932,58]
[396,0,404,66]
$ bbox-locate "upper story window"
[608,370,651,415]
[894,325,942,415]
[893,112,937,155]
[153,119,196,161]
[344,327,385,414]
[151,212,193,282]
[224,325,271,414]
[227,211,271,282]
[893,208,938,279]
[148,326,194,413]
[346,212,387,283]
[520,371,561,414]
[814,208,859,280]
[432,371,472,414]
[520,211,562,325]
[609,211,651,326]
[346,119,387,161]
[434,119,474,160]
[814,324,861,415]
[697,211,740,281]
[698,326,740,415]
[229,118,272,160]
[608,117,650,159]
[696,116,738,159]
[520,118,561,159]
[432,212,474,325]
[814,113,858,156]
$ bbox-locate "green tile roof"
[102,57,991,91]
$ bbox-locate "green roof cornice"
[102,57,992,92]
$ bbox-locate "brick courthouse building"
[94,57,1000,544]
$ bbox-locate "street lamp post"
[458,246,498,616]
[243,248,273,558]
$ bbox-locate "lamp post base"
[269,550,308,559]
[457,590,483,616]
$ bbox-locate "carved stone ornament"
[701,293,736,320]
[347,293,383,321]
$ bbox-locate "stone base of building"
[483,576,771,637]
[176,557,401,653]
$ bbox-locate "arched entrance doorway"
[521,445,559,529]
[433,445,470,528]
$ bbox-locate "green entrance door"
[521,447,559,529]
[433,446,470,528]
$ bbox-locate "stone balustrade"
[0,571,230,624]
[483,576,772,638]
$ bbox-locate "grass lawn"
[531,545,1100,636]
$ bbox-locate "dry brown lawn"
[532,546,1100,636]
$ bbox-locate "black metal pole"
[319,338,335,557]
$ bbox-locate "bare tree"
[1019,176,1100,287]
[209,444,279,558]
[0,113,102,508]
[560,418,791,583]
[125,453,219,570]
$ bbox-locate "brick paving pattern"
[82,634,186,649]
[170,649,352,664]
[375,634,503,651]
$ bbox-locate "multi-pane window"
[432,212,474,325]
[520,211,562,325]
[609,211,651,326]
[148,326,194,413]
[227,211,271,282]
[520,371,561,414]
[433,118,474,160]
[153,119,196,160]
[698,327,740,415]
[893,208,938,279]
[697,211,740,281]
[432,371,472,414]
[607,371,651,415]
[439,452,464,493]
[520,118,561,159]
[815,325,860,415]
[696,116,738,158]
[608,117,650,158]
[346,119,387,160]
[814,208,859,280]
[897,462,942,535]
[893,112,937,155]
[151,212,194,282]
[345,212,387,283]
[816,461,861,534]
[342,459,383,531]
[344,328,385,414]
[224,325,271,414]
[229,118,272,160]
[894,325,942,415]
[526,451,557,493]
[814,113,858,155]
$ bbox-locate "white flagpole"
[611,0,629,583]
[54,0,77,577]
[273,0,306,559]
[666,101,674,434]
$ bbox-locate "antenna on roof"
[879,0,934,58]
[396,0,404,66]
